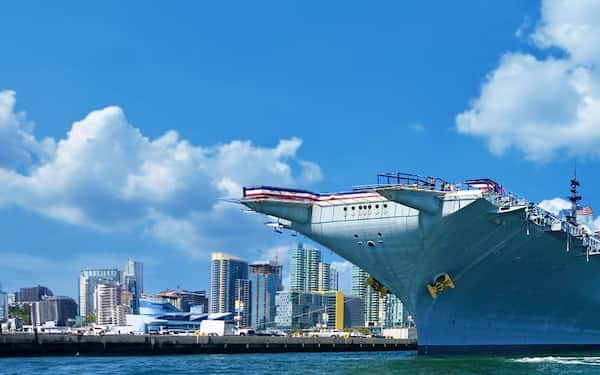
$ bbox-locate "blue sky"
[1,1,600,299]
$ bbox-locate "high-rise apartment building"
[317,262,331,292]
[351,265,368,298]
[351,265,405,328]
[79,269,121,317]
[30,296,77,326]
[95,281,125,326]
[321,291,344,330]
[122,260,143,314]
[249,263,282,329]
[275,291,324,330]
[351,265,380,326]
[329,268,339,291]
[234,279,251,327]
[383,294,404,328]
[290,243,321,292]
[209,253,248,314]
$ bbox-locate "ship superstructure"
[241,173,600,353]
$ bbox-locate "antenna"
[568,161,582,225]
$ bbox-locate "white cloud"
[0,90,322,257]
[331,260,352,294]
[0,251,150,296]
[331,260,352,274]
[0,90,55,169]
[532,0,600,65]
[456,0,600,162]
[538,197,572,216]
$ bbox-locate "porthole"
[352,206,355,210]
[383,204,388,208]
[354,234,359,238]
[375,204,379,209]
[368,205,372,209]
[377,232,382,237]
[367,241,375,248]
[343,207,347,211]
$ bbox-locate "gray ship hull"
[241,183,600,353]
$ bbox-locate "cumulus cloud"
[0,90,322,256]
[456,0,600,162]
[538,197,572,216]
[331,260,352,274]
[0,251,152,295]
[0,90,55,169]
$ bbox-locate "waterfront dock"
[0,334,416,356]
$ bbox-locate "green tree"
[84,313,96,325]
[8,305,30,325]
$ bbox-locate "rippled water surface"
[3,351,600,374]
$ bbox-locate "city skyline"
[1,244,400,332]
[0,242,352,301]
[1,0,600,301]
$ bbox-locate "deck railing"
[492,196,600,259]
[368,172,600,258]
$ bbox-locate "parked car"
[234,328,255,336]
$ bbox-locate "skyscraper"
[0,289,7,322]
[329,268,339,291]
[321,291,344,330]
[364,284,382,327]
[122,260,143,314]
[95,281,128,326]
[351,265,381,327]
[351,265,405,328]
[249,262,282,329]
[317,262,331,291]
[209,253,248,314]
[234,279,251,327]
[79,269,121,317]
[124,259,143,294]
[351,265,367,298]
[383,294,404,328]
[290,243,321,292]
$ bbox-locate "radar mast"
[568,163,581,225]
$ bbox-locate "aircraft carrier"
[240,173,600,354]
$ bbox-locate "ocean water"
[2,351,600,374]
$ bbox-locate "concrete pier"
[0,334,417,357]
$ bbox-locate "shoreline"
[0,333,416,357]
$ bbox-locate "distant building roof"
[211,252,245,261]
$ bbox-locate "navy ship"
[240,173,600,354]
